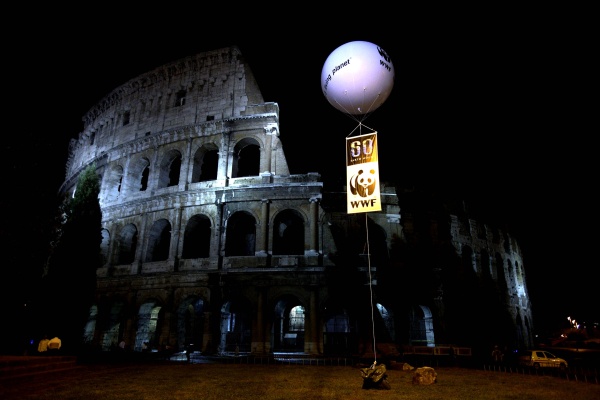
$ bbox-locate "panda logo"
[349,169,377,197]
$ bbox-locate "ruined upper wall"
[65,46,265,178]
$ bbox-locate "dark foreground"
[1,357,599,400]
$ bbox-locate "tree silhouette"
[41,163,102,354]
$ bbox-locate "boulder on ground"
[360,363,391,390]
[412,366,437,385]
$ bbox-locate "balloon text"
[322,58,350,95]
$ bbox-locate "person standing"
[37,335,50,355]
[491,345,503,365]
[48,336,62,352]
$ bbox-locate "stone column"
[257,199,270,256]
[135,213,148,274]
[252,288,267,355]
[263,123,277,173]
[309,197,320,254]
[202,311,213,354]
[172,206,184,269]
[218,128,231,184]
[304,289,320,355]
[182,137,193,188]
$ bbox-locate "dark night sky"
[5,10,596,334]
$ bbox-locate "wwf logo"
[349,169,377,197]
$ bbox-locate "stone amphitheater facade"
[60,46,533,359]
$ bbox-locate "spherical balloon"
[321,41,395,115]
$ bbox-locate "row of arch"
[101,208,307,266]
[84,290,433,356]
[102,137,261,204]
[460,245,526,294]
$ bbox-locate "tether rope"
[364,212,377,365]
[343,119,379,365]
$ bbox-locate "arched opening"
[191,144,219,182]
[135,301,163,352]
[158,150,182,188]
[105,164,123,203]
[272,296,305,353]
[116,224,138,265]
[145,219,171,262]
[219,299,252,355]
[225,211,256,256]
[272,209,305,255]
[182,214,211,259]
[408,305,435,347]
[232,138,260,178]
[177,298,205,353]
[323,303,356,356]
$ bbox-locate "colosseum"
[59,45,533,362]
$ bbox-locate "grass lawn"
[1,361,599,400]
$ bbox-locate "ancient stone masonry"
[60,46,534,358]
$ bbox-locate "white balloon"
[321,41,395,115]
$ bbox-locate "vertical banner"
[346,132,381,214]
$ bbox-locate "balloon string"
[346,122,377,138]
[361,91,381,116]
[365,213,377,365]
[333,92,379,128]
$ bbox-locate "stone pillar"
[257,199,270,256]
[218,129,231,183]
[305,289,320,355]
[149,145,160,190]
[263,124,277,173]
[202,311,213,354]
[135,213,148,274]
[172,206,184,268]
[182,137,193,188]
[309,197,320,254]
[252,288,267,355]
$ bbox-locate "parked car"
[518,350,568,370]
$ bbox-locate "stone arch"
[357,216,389,265]
[272,209,305,255]
[177,297,206,352]
[271,294,306,353]
[182,214,211,259]
[225,211,256,256]
[104,164,123,203]
[408,304,435,347]
[219,296,253,354]
[116,223,138,265]
[158,149,182,188]
[97,299,128,351]
[376,302,396,342]
[82,304,98,346]
[145,219,172,262]
[322,297,357,356]
[134,299,163,352]
[338,215,389,264]
[232,137,260,178]
[191,143,219,183]
[125,156,151,192]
